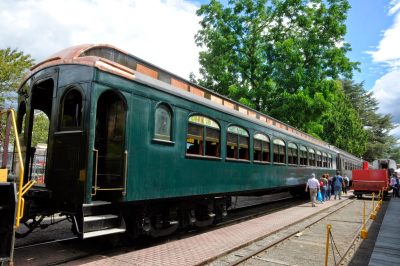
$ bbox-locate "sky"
[1,0,400,135]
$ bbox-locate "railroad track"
[207,197,379,266]
[13,194,303,266]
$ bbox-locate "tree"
[32,111,49,147]
[0,47,34,108]
[341,80,397,161]
[195,0,359,138]
[320,81,367,156]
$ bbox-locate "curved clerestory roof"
[22,44,360,159]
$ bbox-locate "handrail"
[92,149,99,196]
[0,109,32,228]
[123,150,128,196]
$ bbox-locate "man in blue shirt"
[332,171,344,200]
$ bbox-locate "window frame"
[299,145,308,166]
[59,87,84,131]
[288,142,298,165]
[322,152,328,168]
[153,103,174,143]
[186,115,221,159]
[226,125,250,161]
[316,150,322,167]
[308,148,316,166]
[273,138,286,164]
[253,133,270,163]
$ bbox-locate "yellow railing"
[0,109,34,228]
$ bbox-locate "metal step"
[84,214,118,222]
[83,200,111,207]
[83,228,126,239]
[82,201,112,216]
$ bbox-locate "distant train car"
[335,150,364,186]
[352,159,396,198]
[1,44,363,241]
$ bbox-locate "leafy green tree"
[32,111,49,147]
[320,81,367,156]
[195,0,359,137]
[0,47,34,108]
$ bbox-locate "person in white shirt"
[305,173,320,207]
[390,174,398,198]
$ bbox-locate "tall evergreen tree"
[341,80,397,161]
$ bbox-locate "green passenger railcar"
[12,44,362,239]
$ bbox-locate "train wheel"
[356,194,362,199]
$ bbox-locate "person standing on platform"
[343,175,349,195]
[390,174,398,198]
[326,174,332,200]
[320,174,328,202]
[305,173,320,207]
[333,171,344,200]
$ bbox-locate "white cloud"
[0,0,201,79]
[368,0,400,69]
[369,1,400,137]
[372,69,400,123]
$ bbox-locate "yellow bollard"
[370,192,376,220]
[361,201,368,239]
[376,190,381,212]
[325,224,331,266]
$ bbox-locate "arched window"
[288,143,298,165]
[254,133,270,162]
[60,88,82,129]
[300,145,308,166]
[328,154,333,168]
[316,150,322,167]
[226,126,249,160]
[308,148,316,166]
[186,115,220,157]
[322,152,328,168]
[273,139,286,164]
[154,104,172,141]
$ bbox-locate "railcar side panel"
[93,71,335,201]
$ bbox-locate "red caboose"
[352,159,396,199]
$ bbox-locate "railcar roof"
[23,44,352,154]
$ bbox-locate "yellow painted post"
[361,201,368,239]
[0,168,8,182]
[376,190,381,212]
[325,224,331,266]
[370,192,376,220]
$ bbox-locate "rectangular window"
[262,147,270,162]
[205,127,220,157]
[274,145,285,163]
[254,139,262,161]
[239,136,249,160]
[226,133,237,158]
[186,123,203,155]
[288,148,298,164]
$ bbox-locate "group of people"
[390,173,400,197]
[305,171,350,207]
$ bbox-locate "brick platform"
[80,195,352,266]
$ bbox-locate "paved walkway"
[369,197,400,266]
[80,196,351,266]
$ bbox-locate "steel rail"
[226,198,356,266]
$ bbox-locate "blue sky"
[346,0,394,90]
[1,0,400,134]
